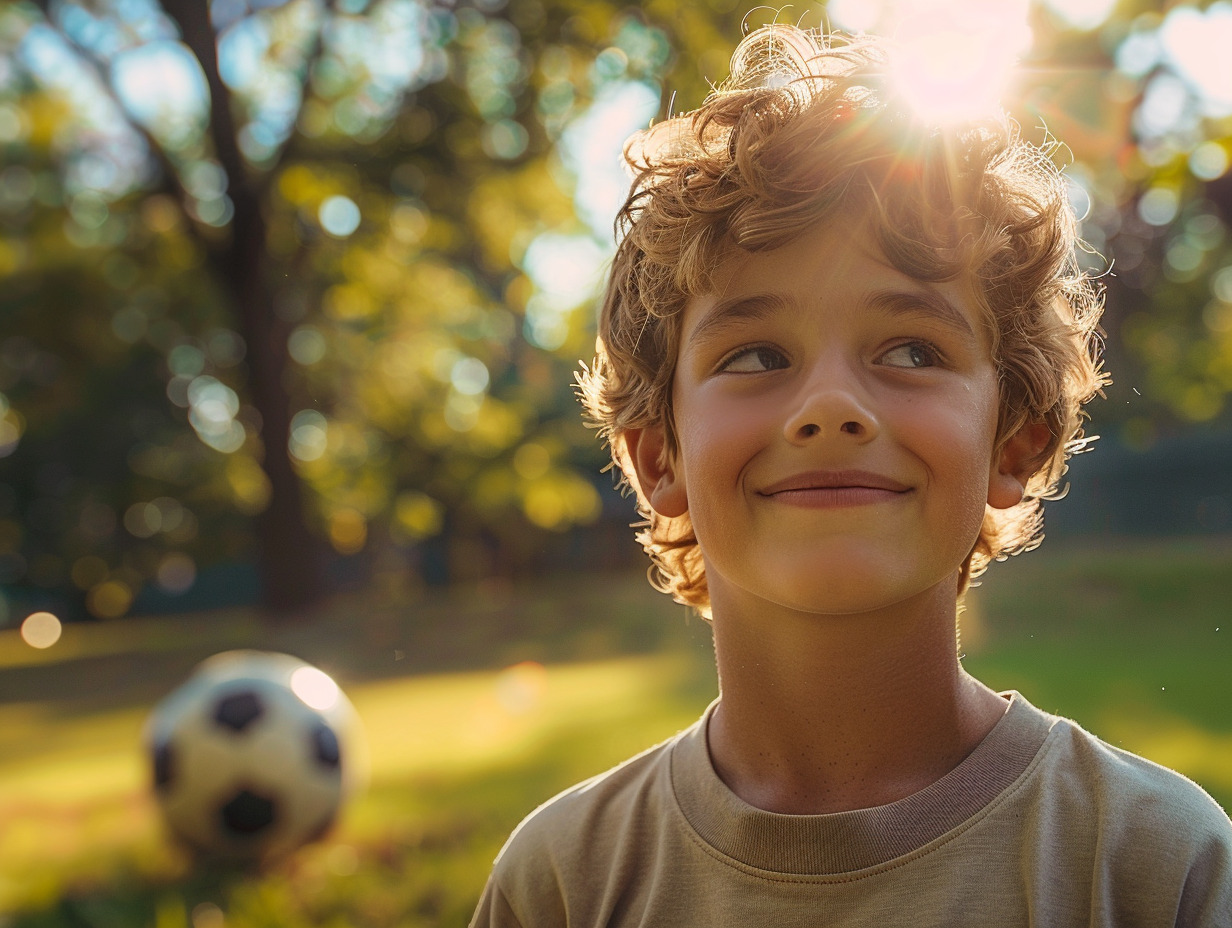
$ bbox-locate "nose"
[783,361,880,445]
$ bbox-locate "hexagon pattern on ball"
[214,690,264,732]
[145,650,364,863]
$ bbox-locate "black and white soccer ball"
[146,650,365,862]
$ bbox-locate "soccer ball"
[146,650,365,862]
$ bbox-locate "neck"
[707,576,1007,815]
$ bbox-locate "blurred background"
[1,0,1231,924]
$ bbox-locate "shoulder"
[1041,712,1231,838]
[501,732,679,857]
[1025,705,1232,924]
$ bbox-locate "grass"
[0,572,713,927]
[962,536,1232,808]
[1,537,1230,926]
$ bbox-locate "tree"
[1019,1,1232,439]
[3,0,1229,623]
[0,0,686,618]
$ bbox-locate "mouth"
[759,470,912,506]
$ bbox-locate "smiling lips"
[759,470,912,508]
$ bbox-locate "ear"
[622,425,688,518]
[988,422,1052,511]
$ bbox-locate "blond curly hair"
[576,25,1107,614]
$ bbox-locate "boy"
[471,25,1232,927]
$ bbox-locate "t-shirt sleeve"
[469,806,572,928]
[469,876,524,928]
[469,847,571,928]
[1176,814,1232,927]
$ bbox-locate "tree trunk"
[229,193,324,615]
[163,0,323,615]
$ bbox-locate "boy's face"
[635,215,1029,616]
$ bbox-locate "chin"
[755,555,958,617]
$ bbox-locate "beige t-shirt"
[471,693,1232,927]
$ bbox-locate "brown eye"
[720,346,788,373]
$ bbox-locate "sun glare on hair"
[872,0,1032,124]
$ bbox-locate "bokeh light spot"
[187,376,245,453]
[21,611,62,649]
[329,508,367,554]
[513,442,551,480]
[195,194,235,228]
[290,666,341,711]
[561,81,661,238]
[450,357,490,396]
[444,392,481,432]
[1139,187,1180,227]
[0,104,26,144]
[289,409,328,462]
[157,552,197,594]
[496,661,548,714]
[1160,4,1232,114]
[521,476,601,530]
[481,119,529,159]
[124,501,161,538]
[191,902,225,928]
[111,41,210,146]
[1190,142,1230,181]
[206,329,246,367]
[1212,266,1232,303]
[393,491,444,540]
[319,195,361,237]
[169,344,206,377]
[288,325,327,365]
[0,414,21,458]
[87,580,133,619]
[390,202,428,244]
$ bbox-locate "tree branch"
[256,0,341,199]
[160,0,250,204]
[27,0,219,258]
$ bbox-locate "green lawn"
[1,538,1230,926]
[963,537,1232,810]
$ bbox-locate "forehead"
[679,217,992,347]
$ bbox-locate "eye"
[718,346,788,374]
[879,341,940,369]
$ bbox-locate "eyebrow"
[685,293,790,349]
[685,287,977,350]
[866,288,977,340]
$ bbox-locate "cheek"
[900,388,999,482]
[677,391,767,470]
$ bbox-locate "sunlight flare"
[848,0,1033,124]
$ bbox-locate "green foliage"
[1015,6,1232,436]
[0,0,682,615]
[2,0,1232,617]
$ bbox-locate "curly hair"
[576,24,1108,614]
